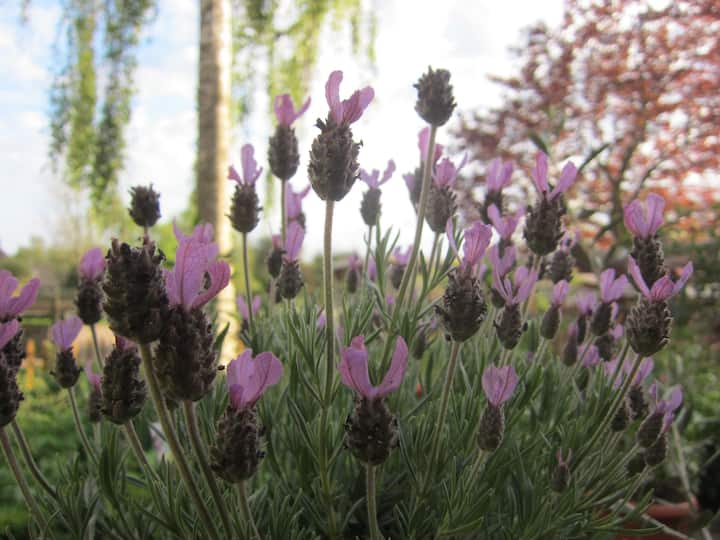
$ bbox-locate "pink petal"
[242,352,283,406]
[51,316,83,350]
[85,362,101,390]
[462,221,492,270]
[482,364,518,407]
[645,193,665,237]
[418,127,432,163]
[227,350,254,389]
[237,295,249,320]
[532,152,549,195]
[671,262,693,297]
[6,278,40,318]
[446,219,459,261]
[379,160,396,186]
[485,158,502,191]
[549,161,577,200]
[666,385,683,413]
[360,168,380,189]
[607,275,628,302]
[376,337,408,397]
[241,144,262,186]
[403,173,416,193]
[325,71,344,123]
[632,358,654,386]
[515,268,539,305]
[0,320,20,350]
[251,296,262,315]
[627,257,651,298]
[487,204,504,234]
[623,200,646,238]
[338,336,373,398]
[193,261,231,309]
[285,221,305,261]
[649,277,675,302]
[228,165,242,184]
[341,86,374,125]
[552,280,569,306]
[79,248,106,280]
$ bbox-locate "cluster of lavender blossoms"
[0,65,696,540]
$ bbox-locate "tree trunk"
[197,0,237,360]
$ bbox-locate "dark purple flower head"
[576,290,597,316]
[166,223,231,311]
[418,126,444,164]
[486,158,514,193]
[531,152,577,201]
[552,280,570,307]
[624,193,665,240]
[50,316,83,351]
[360,159,396,189]
[228,144,263,187]
[284,221,305,262]
[481,364,518,407]
[649,383,683,434]
[487,204,522,241]
[79,248,106,281]
[0,320,20,350]
[446,219,492,276]
[285,183,311,222]
[338,336,408,399]
[325,71,374,126]
[488,244,516,278]
[392,246,412,266]
[628,257,693,302]
[493,266,539,306]
[227,349,283,410]
[237,295,261,322]
[0,270,40,321]
[433,153,468,188]
[599,268,628,303]
[274,93,311,127]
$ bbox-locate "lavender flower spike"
[481,364,519,407]
[360,160,396,189]
[227,349,283,410]
[486,158,514,193]
[274,94,311,127]
[277,221,305,299]
[0,270,41,320]
[599,268,628,303]
[50,316,83,351]
[79,248,106,280]
[433,153,469,188]
[339,336,408,399]
[326,70,374,126]
[628,257,693,302]
[446,219,492,276]
[531,152,578,201]
[624,193,665,240]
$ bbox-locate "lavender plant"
[1,67,697,540]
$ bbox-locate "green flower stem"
[426,341,462,484]
[138,343,220,540]
[67,387,97,465]
[395,125,437,313]
[10,420,56,499]
[123,421,160,484]
[238,480,261,540]
[426,232,440,279]
[468,450,487,481]
[182,401,234,539]
[1,427,53,538]
[242,232,254,332]
[281,180,287,247]
[319,199,339,537]
[363,224,373,280]
[90,324,104,370]
[366,464,381,540]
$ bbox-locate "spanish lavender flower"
[75,247,106,325]
[624,193,667,287]
[562,324,579,367]
[414,66,456,127]
[129,184,161,229]
[590,269,628,336]
[479,159,514,223]
[637,384,682,451]
[211,349,283,483]
[436,221,492,342]
[389,246,412,289]
[340,336,408,465]
[360,159,395,226]
[0,320,23,427]
[493,266,539,349]
[238,295,261,333]
[155,223,231,402]
[346,254,362,294]
[575,290,597,343]
[524,152,577,256]
[308,70,373,201]
[626,257,693,356]
[103,237,168,343]
[488,244,516,308]
[548,233,576,284]
[50,316,83,388]
[85,363,102,423]
[541,280,569,340]
[229,144,263,234]
[268,93,310,181]
[267,234,284,279]
[101,335,146,424]
[0,270,40,373]
[286,183,311,229]
[277,221,305,300]
[487,204,522,248]
[478,364,518,451]
[551,449,573,492]
[425,154,467,233]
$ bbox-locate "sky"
[0,0,564,258]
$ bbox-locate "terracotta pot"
[615,500,695,540]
